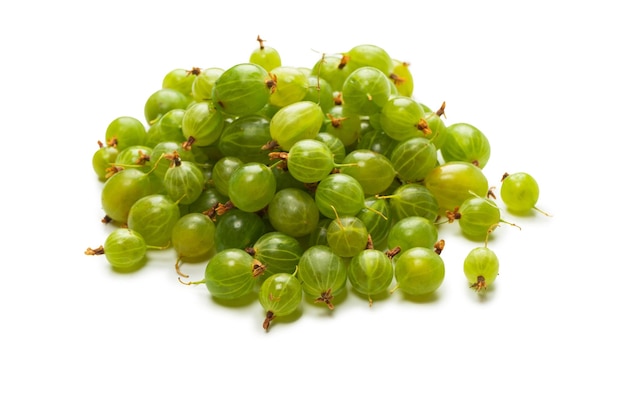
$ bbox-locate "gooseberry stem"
[175,256,189,278]
[533,206,553,217]
[84,245,105,256]
[178,276,207,286]
[315,288,335,310]
[263,311,274,331]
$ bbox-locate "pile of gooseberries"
[86,36,550,332]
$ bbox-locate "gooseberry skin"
[341,66,391,116]
[324,105,362,147]
[348,249,394,303]
[249,232,303,279]
[127,194,181,247]
[250,43,282,72]
[214,209,267,252]
[191,67,224,102]
[458,196,502,241]
[423,161,489,214]
[343,44,394,76]
[92,145,119,181]
[386,183,439,223]
[387,216,438,253]
[228,162,277,213]
[203,248,259,300]
[100,168,154,224]
[390,137,438,183]
[163,160,206,205]
[103,228,147,270]
[267,188,319,238]
[218,115,272,164]
[358,197,391,249]
[105,116,147,150]
[441,122,491,168]
[211,156,244,197]
[269,100,325,150]
[379,96,428,141]
[144,88,190,125]
[315,132,346,164]
[298,245,347,308]
[463,247,499,290]
[181,101,224,147]
[500,172,540,213]
[326,216,370,258]
[393,247,445,297]
[212,63,272,117]
[390,59,414,97]
[315,173,366,219]
[162,68,197,96]
[340,149,396,196]
[145,108,187,147]
[171,213,216,260]
[258,272,303,331]
[268,66,309,108]
[286,139,335,184]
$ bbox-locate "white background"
[2,1,625,415]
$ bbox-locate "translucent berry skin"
[144,88,190,125]
[100,168,154,224]
[387,216,438,253]
[298,245,347,305]
[203,249,258,300]
[181,101,224,147]
[394,247,445,296]
[343,44,394,76]
[214,209,267,252]
[218,115,272,164]
[286,139,335,184]
[250,45,282,72]
[424,161,489,214]
[258,273,302,330]
[162,68,197,96]
[171,213,216,259]
[340,149,396,196]
[269,100,325,151]
[92,145,119,181]
[163,160,206,205]
[391,59,414,97]
[348,249,394,301]
[145,109,186,147]
[500,172,540,213]
[250,232,303,279]
[228,162,276,213]
[103,228,147,270]
[326,216,369,258]
[191,67,224,102]
[267,188,319,238]
[387,183,439,223]
[358,197,391,249]
[458,197,501,241]
[390,138,438,183]
[127,194,181,247]
[341,66,391,116]
[441,122,491,168]
[315,173,366,219]
[268,66,309,108]
[211,156,244,197]
[212,63,272,117]
[311,54,348,92]
[380,96,428,141]
[463,247,499,290]
[105,116,147,150]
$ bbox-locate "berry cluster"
[86,37,548,331]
